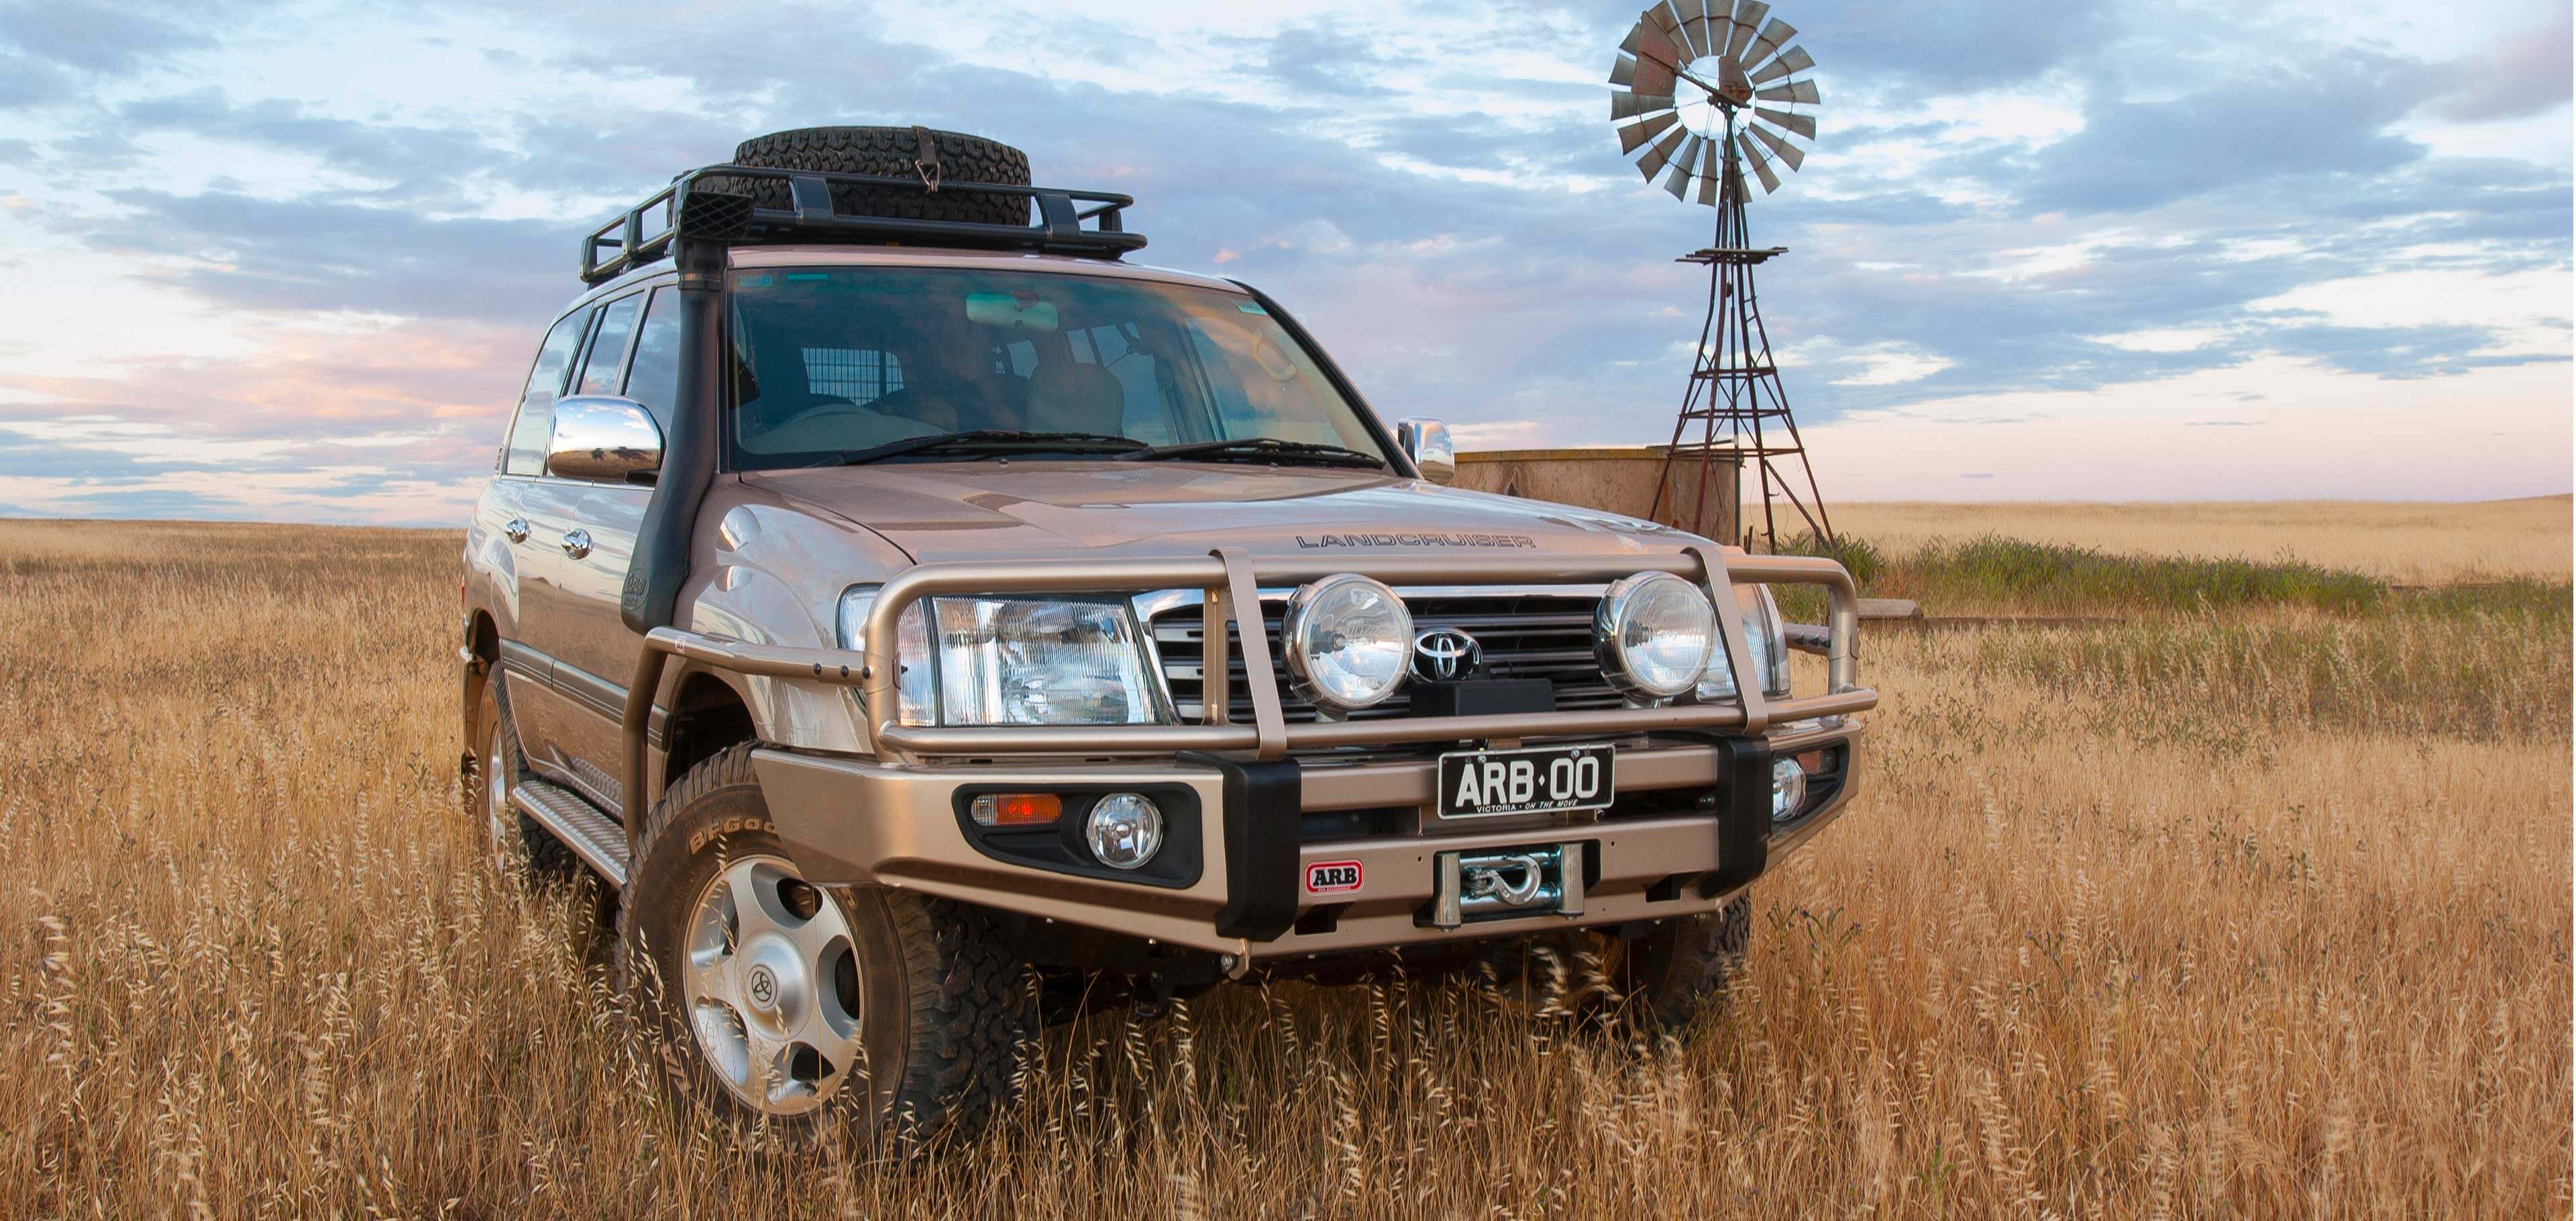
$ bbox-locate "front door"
[533,283,680,814]
[513,289,650,809]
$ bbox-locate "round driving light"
[1281,574,1413,710]
[1770,755,1807,821]
[1594,572,1716,700]
[1085,792,1164,870]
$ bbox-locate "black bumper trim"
[1183,753,1302,942]
[1693,735,1773,899]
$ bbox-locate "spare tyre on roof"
[716,126,1034,227]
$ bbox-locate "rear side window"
[577,294,644,397]
[504,309,588,475]
[623,286,682,426]
[802,348,905,405]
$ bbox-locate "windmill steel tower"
[1608,1,1835,551]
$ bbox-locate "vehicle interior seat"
[1024,358,1128,437]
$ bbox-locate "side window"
[504,309,590,475]
[576,294,643,397]
[623,286,682,427]
[800,347,904,405]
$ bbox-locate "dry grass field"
[1823,496,2573,585]
[1,509,2567,1214]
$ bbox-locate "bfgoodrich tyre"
[1474,896,1752,1028]
[1611,894,1752,1028]
[617,743,1034,1142]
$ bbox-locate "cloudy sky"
[0,0,2567,524]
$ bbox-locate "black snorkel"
[617,178,753,827]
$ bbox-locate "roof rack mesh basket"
[581,164,1146,285]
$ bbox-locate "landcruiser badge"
[1412,629,1481,682]
[1305,861,1363,894]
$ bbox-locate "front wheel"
[1614,895,1753,1028]
[1474,896,1752,1028]
[618,744,1034,1143]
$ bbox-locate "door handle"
[560,529,592,560]
[503,517,530,543]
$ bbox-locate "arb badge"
[1305,860,1363,894]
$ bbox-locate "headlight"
[1693,584,1791,703]
[837,589,1160,726]
[1281,574,1413,710]
[1594,571,1715,700]
[837,586,936,725]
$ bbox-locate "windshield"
[724,266,1391,468]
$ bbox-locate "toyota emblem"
[1412,628,1483,682]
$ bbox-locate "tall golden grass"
[1823,496,2573,584]
[1,515,2567,1214]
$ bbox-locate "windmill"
[1610,1,1835,551]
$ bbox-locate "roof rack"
[580,164,1148,286]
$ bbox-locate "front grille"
[1148,592,1625,724]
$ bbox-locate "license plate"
[1436,743,1614,818]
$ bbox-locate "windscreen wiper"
[1118,437,1387,468]
[814,430,1147,467]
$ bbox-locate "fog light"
[969,792,1061,827]
[1595,571,1715,701]
[1770,755,1807,821]
[1085,792,1164,870]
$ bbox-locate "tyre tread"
[718,125,1032,227]
[619,742,1031,1142]
[1624,896,1752,1027]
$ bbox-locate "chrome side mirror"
[1395,417,1454,485]
[547,396,663,482]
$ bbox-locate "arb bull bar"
[621,546,1876,969]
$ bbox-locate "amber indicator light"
[969,793,1063,827]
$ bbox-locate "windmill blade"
[1638,125,1689,180]
[1609,52,1636,89]
[1665,134,1706,199]
[1697,136,1722,205]
[1644,2,1684,38]
[1678,0,1720,58]
[1664,0,1697,57]
[1632,23,1682,96]
[1748,121,1805,171]
[1618,109,1680,154]
[1727,1,1769,60]
[1746,17,1795,69]
[1750,44,1813,85]
[1643,2,1687,62]
[1737,131,1782,193]
[1756,79,1820,105]
[1619,25,1642,56]
[1755,106,1816,140]
[1611,92,1678,122]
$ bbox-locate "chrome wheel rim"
[682,855,863,1116]
[481,720,515,873]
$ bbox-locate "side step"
[512,779,631,887]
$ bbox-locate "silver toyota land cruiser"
[460,125,1877,1142]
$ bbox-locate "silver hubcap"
[684,855,863,1116]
